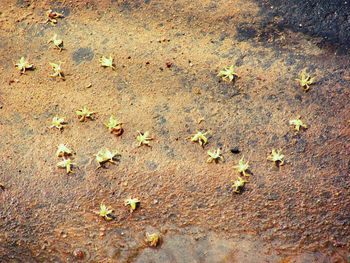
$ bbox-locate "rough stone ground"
[0,0,349,262]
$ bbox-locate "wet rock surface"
[0,0,349,262]
[257,0,350,52]
[72,47,95,64]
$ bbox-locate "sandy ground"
[0,0,349,262]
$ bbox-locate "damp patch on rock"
[256,0,350,51]
[236,24,257,42]
[146,161,158,171]
[72,48,94,64]
[16,0,30,8]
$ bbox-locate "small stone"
[230,147,240,154]
[73,248,85,259]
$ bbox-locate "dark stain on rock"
[16,0,30,8]
[266,192,279,201]
[72,48,94,64]
[54,6,71,17]
[24,23,52,39]
[256,0,350,52]
[119,1,131,11]
[295,137,307,153]
[146,161,158,171]
[162,145,175,158]
[114,79,127,91]
[236,24,257,42]
[216,82,240,99]
[219,32,229,41]
[332,172,350,190]
[248,139,258,148]
[294,94,303,102]
[154,115,166,125]
[217,47,243,59]
[154,113,169,136]
[116,0,142,12]
[48,1,71,16]
[154,104,170,114]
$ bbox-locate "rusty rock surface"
[0,0,349,262]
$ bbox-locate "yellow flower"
[15,57,33,73]
[56,144,72,157]
[289,116,307,132]
[145,232,160,247]
[50,116,66,130]
[233,156,250,176]
[232,176,247,193]
[48,34,63,51]
[46,9,64,24]
[99,55,115,70]
[49,62,64,79]
[57,158,75,174]
[218,65,238,82]
[207,149,224,163]
[267,149,285,166]
[124,198,140,212]
[95,148,120,168]
[105,116,123,135]
[190,131,209,146]
[76,106,95,122]
[136,131,153,146]
[295,68,316,91]
[96,203,113,221]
